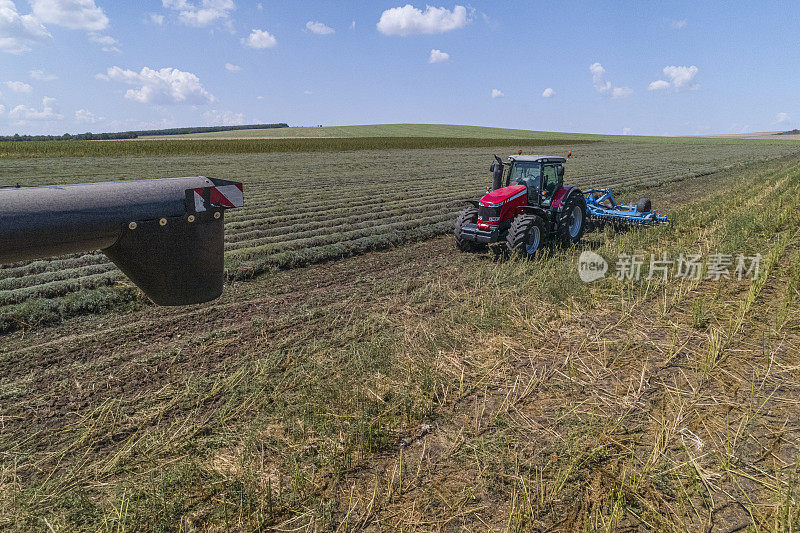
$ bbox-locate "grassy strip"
[0,137,588,159]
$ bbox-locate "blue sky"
[0,0,797,136]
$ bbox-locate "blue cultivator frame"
[584,188,671,227]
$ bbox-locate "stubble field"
[2,129,800,530]
[2,136,799,333]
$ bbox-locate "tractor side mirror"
[557,164,565,177]
[490,161,504,191]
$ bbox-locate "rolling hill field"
[2,126,800,530]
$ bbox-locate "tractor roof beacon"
[454,154,670,257]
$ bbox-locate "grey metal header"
[0,176,244,306]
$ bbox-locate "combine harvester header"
[0,177,243,306]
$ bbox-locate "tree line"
[0,123,289,142]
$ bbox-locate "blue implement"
[583,188,671,227]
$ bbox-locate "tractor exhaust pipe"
[490,155,504,191]
[0,177,244,306]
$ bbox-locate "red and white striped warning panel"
[193,183,244,212]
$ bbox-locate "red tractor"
[454,154,587,256]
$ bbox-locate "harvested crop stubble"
[1,140,800,332]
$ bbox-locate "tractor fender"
[551,186,583,212]
[464,200,479,207]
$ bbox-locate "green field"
[146,123,590,140]
[2,128,800,530]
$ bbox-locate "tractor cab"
[506,155,566,207]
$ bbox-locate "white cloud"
[243,28,276,48]
[491,89,503,99]
[97,66,215,105]
[6,80,31,92]
[622,127,633,135]
[377,4,470,36]
[612,86,633,98]
[590,62,611,93]
[0,0,53,54]
[670,19,687,29]
[776,112,790,123]
[88,32,119,52]
[30,0,108,31]
[541,87,555,98]
[10,96,62,120]
[148,13,164,25]
[75,108,103,123]
[590,62,633,98]
[429,48,449,63]
[647,80,670,91]
[303,90,312,95]
[649,65,698,91]
[224,62,241,71]
[203,108,244,126]
[306,20,334,35]
[0,104,4,114]
[350,20,355,30]
[30,68,57,80]
[162,0,234,27]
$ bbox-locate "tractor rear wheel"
[557,191,587,245]
[454,206,484,252]
[506,214,545,257]
[636,198,652,213]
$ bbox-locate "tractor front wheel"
[506,214,545,257]
[454,206,484,252]
[558,192,587,245]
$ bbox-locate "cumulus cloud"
[429,48,449,63]
[30,0,108,31]
[30,68,57,80]
[148,13,164,25]
[10,96,62,120]
[224,62,240,71]
[670,19,687,29]
[590,62,633,98]
[647,80,669,91]
[776,112,790,123]
[541,87,555,98]
[75,108,103,123]
[97,66,215,105]
[0,0,53,54]
[6,80,31,92]
[622,127,633,135]
[0,104,4,114]
[88,32,119,52]
[243,28,276,48]
[203,108,244,126]
[162,0,234,27]
[306,20,334,35]
[590,62,611,93]
[377,4,471,36]
[491,89,503,99]
[649,65,698,91]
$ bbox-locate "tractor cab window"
[508,162,541,189]
[541,165,560,202]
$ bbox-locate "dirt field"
[3,147,800,530]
